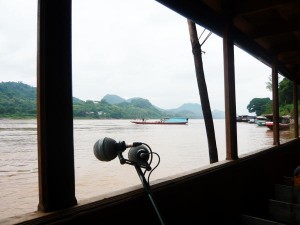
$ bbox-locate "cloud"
[0,0,272,114]
[0,0,37,86]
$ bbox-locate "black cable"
[142,143,153,175]
[201,31,212,46]
[134,143,161,185]
[147,152,160,185]
[198,28,206,40]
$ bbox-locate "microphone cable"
[141,143,161,185]
[147,152,160,185]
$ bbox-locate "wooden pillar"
[293,82,299,138]
[272,63,280,145]
[37,0,77,211]
[223,22,238,160]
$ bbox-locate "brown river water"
[0,119,293,220]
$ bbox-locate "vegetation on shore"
[0,82,36,118]
[247,77,300,116]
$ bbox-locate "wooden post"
[37,0,77,211]
[272,63,280,145]
[187,20,218,163]
[223,22,238,160]
[293,81,299,138]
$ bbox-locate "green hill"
[0,82,37,118]
[102,94,126,104]
[169,103,203,118]
[0,82,224,119]
[0,82,179,119]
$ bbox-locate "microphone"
[93,137,142,161]
[128,144,150,166]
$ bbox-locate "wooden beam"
[37,0,77,211]
[251,22,300,39]
[236,0,296,16]
[272,42,300,55]
[223,21,238,160]
[293,82,299,138]
[272,63,280,145]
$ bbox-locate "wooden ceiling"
[156,0,300,84]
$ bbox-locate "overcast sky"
[0,0,273,115]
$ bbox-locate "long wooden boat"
[131,117,188,125]
[265,114,291,131]
[265,121,290,131]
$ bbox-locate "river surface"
[0,119,293,220]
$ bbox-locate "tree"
[265,74,283,92]
[247,98,272,116]
[187,20,218,163]
[278,78,293,105]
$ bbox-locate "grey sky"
[0,0,272,115]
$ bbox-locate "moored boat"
[255,116,267,126]
[265,114,291,130]
[131,117,188,125]
[236,115,250,122]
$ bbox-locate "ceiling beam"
[272,41,300,53]
[235,0,296,16]
[252,23,300,39]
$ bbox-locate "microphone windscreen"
[128,144,150,166]
[93,137,118,161]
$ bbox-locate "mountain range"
[0,82,224,119]
[101,94,224,119]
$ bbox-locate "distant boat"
[236,115,256,122]
[236,115,249,122]
[131,117,188,125]
[255,116,267,126]
[248,118,256,124]
[264,114,291,130]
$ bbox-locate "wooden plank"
[241,214,287,225]
[274,184,293,203]
[269,200,300,224]
[269,200,292,223]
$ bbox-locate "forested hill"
[0,82,222,119]
[0,82,36,118]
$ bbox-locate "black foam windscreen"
[93,137,119,161]
[128,144,150,166]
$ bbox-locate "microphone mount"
[93,137,165,225]
[116,142,165,225]
[117,152,152,171]
[116,141,144,151]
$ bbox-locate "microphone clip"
[117,141,127,152]
[117,152,151,171]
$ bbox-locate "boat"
[265,114,291,130]
[247,118,256,124]
[131,117,188,125]
[255,116,267,126]
[236,115,250,122]
[236,115,256,122]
